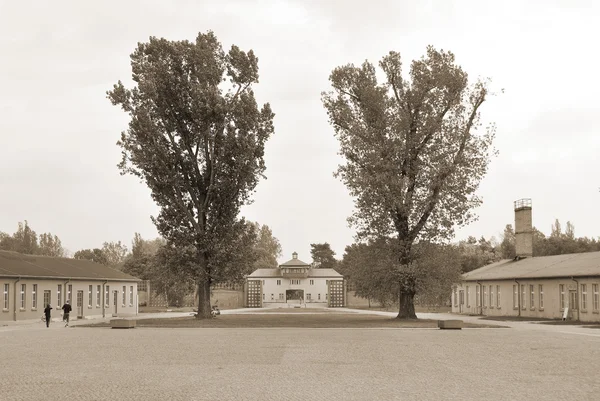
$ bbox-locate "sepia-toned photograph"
[1,1,599,399]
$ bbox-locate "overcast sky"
[1,0,598,262]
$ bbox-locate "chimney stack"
[514,198,533,258]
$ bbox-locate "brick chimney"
[514,198,533,258]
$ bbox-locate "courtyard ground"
[2,309,600,400]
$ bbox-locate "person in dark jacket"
[44,304,53,328]
[62,301,72,327]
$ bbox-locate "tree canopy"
[108,31,274,318]
[322,47,496,318]
[0,221,64,257]
[310,242,338,269]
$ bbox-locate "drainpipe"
[13,277,21,321]
[572,277,580,322]
[476,281,483,315]
[102,280,108,318]
[514,279,521,317]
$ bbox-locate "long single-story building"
[1,250,141,323]
[452,199,600,322]
[246,252,345,307]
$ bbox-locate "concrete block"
[110,319,136,329]
[438,320,463,330]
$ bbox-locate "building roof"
[248,268,343,278]
[462,251,600,281]
[0,251,141,281]
[279,258,311,267]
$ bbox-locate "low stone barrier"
[438,320,462,330]
[110,319,136,329]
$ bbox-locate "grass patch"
[481,316,600,328]
[78,313,506,329]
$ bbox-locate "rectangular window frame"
[539,284,544,310]
[31,284,37,310]
[57,284,62,309]
[276,280,281,285]
[43,290,51,309]
[88,285,93,308]
[96,285,101,308]
[3,283,9,310]
[489,285,494,309]
[496,285,501,309]
[581,284,587,311]
[67,284,72,304]
[559,284,565,310]
[20,283,26,310]
[513,285,518,309]
[529,284,535,310]
[466,286,470,308]
[521,284,526,310]
[482,286,487,308]
[105,285,110,307]
[130,286,134,307]
[593,284,599,312]
[476,286,481,307]
[122,285,126,307]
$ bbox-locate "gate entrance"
[328,280,344,307]
[286,289,304,304]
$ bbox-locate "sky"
[1,0,599,262]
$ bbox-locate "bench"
[438,320,463,330]
[110,319,136,329]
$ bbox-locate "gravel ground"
[2,320,600,400]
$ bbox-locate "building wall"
[452,277,600,322]
[258,277,336,304]
[0,278,138,322]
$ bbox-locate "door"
[76,291,84,319]
[113,291,118,315]
[569,290,578,319]
[459,290,465,313]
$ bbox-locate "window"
[122,286,126,307]
[453,288,457,306]
[521,285,526,310]
[271,294,274,300]
[530,285,535,309]
[262,293,265,300]
[57,285,62,308]
[318,294,321,300]
[559,284,565,310]
[105,285,110,307]
[476,286,481,307]
[496,285,501,308]
[581,284,587,310]
[279,293,284,300]
[310,280,314,285]
[32,284,37,310]
[20,284,26,309]
[290,279,300,285]
[88,285,93,307]
[276,280,281,285]
[466,286,470,307]
[513,285,518,309]
[593,284,599,312]
[3,283,9,310]
[96,285,101,308]
[43,290,51,308]
[326,293,328,300]
[489,285,494,308]
[67,284,72,303]
[539,285,544,309]
[306,293,311,301]
[130,286,134,306]
[482,286,487,308]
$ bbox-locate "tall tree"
[101,241,129,268]
[108,31,274,318]
[10,221,39,255]
[500,224,516,259]
[38,233,65,257]
[252,223,282,269]
[310,242,338,269]
[74,248,109,265]
[322,47,495,318]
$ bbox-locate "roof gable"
[0,251,141,281]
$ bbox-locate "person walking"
[43,304,53,328]
[62,300,72,327]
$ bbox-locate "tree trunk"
[195,251,212,319]
[196,277,211,319]
[397,289,417,319]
